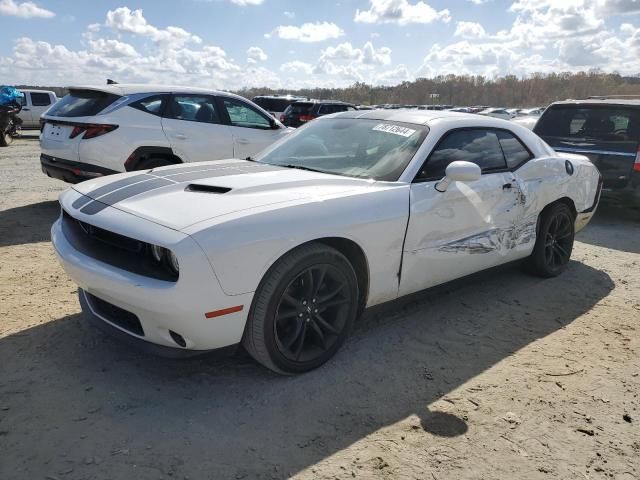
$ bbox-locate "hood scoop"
[185,184,231,194]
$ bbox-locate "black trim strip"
[581,175,604,213]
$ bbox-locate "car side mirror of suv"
[435,161,481,192]
[268,117,279,129]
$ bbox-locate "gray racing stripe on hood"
[76,162,286,215]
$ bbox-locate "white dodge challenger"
[52,110,602,373]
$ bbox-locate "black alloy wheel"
[242,243,359,374]
[527,202,575,277]
[274,265,350,363]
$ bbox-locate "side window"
[30,92,52,106]
[417,129,507,180]
[130,94,168,117]
[496,130,533,169]
[223,98,271,129]
[165,95,221,124]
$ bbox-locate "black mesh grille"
[62,210,178,282]
[86,292,144,336]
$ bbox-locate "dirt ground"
[0,134,639,480]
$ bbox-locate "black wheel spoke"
[278,308,298,321]
[319,297,349,311]
[282,293,300,307]
[293,324,308,360]
[318,284,344,303]
[312,267,326,298]
[314,313,339,335]
[310,321,328,350]
[303,269,315,298]
[554,242,569,259]
[283,319,304,350]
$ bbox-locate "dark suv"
[281,100,357,128]
[534,97,640,205]
[252,95,304,119]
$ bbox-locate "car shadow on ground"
[0,200,59,247]
[0,260,614,479]
[576,199,640,254]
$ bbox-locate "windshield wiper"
[280,164,326,174]
[245,156,256,162]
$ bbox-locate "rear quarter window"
[47,90,121,117]
[30,92,52,106]
[129,94,168,116]
[535,105,640,142]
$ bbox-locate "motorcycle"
[0,103,23,147]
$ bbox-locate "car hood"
[71,159,374,230]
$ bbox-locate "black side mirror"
[269,117,278,129]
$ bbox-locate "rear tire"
[243,243,359,374]
[135,157,176,171]
[526,203,575,277]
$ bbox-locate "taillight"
[634,146,640,172]
[69,124,118,140]
[299,114,316,122]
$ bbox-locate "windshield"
[47,89,121,118]
[535,105,640,142]
[255,118,428,181]
[253,97,295,112]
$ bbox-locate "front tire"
[527,203,575,277]
[0,131,12,147]
[243,243,359,374]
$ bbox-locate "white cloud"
[454,21,486,39]
[376,64,413,85]
[0,0,54,18]
[247,46,267,64]
[597,0,640,15]
[280,61,313,74]
[354,0,451,25]
[283,10,295,18]
[319,41,391,66]
[266,22,344,42]
[87,38,138,58]
[230,0,264,5]
[105,7,201,46]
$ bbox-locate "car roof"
[66,84,248,101]
[550,98,640,107]
[328,109,518,128]
[292,99,353,105]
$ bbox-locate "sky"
[0,0,639,90]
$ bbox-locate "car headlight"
[149,244,179,276]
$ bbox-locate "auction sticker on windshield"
[372,123,416,137]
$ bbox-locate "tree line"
[12,71,640,108]
[235,71,640,107]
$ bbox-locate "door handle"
[502,183,513,190]
[22,108,30,111]
[174,133,187,140]
[237,138,250,145]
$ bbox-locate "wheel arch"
[124,146,183,171]
[535,196,577,236]
[257,237,370,317]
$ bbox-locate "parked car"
[519,107,546,116]
[17,89,57,129]
[511,115,538,131]
[251,94,304,119]
[52,110,601,373]
[280,100,357,127]
[534,97,639,206]
[478,108,514,120]
[40,85,291,183]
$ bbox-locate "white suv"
[40,84,291,183]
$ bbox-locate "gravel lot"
[1,134,639,480]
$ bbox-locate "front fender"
[187,185,410,307]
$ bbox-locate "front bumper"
[51,194,254,353]
[41,154,118,184]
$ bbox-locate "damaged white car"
[52,110,602,374]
